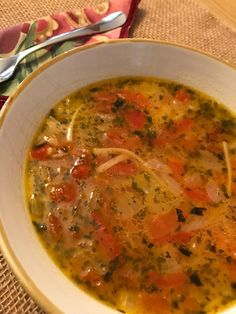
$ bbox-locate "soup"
[26,77,236,314]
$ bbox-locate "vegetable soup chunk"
[26,77,236,314]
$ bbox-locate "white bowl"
[0,39,236,314]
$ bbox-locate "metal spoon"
[0,11,127,83]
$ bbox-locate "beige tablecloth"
[0,0,236,313]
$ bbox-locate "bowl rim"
[1,38,236,314]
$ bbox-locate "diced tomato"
[231,157,236,171]
[146,210,178,240]
[70,146,90,159]
[127,134,142,151]
[79,268,103,288]
[118,90,150,109]
[152,131,171,147]
[170,231,192,243]
[140,293,170,314]
[182,296,201,312]
[95,91,116,113]
[175,118,193,134]
[115,265,139,289]
[123,109,146,130]
[185,187,209,203]
[95,90,150,112]
[91,211,120,261]
[96,228,120,261]
[50,182,76,203]
[108,161,138,176]
[107,128,121,140]
[92,211,105,228]
[71,163,91,179]
[213,229,236,259]
[149,271,187,289]
[181,134,198,151]
[105,127,127,148]
[226,261,236,282]
[152,119,193,149]
[104,127,141,150]
[95,91,116,102]
[146,210,192,245]
[150,231,192,245]
[47,212,63,239]
[175,89,190,103]
[152,135,168,147]
[31,144,50,160]
[92,192,114,225]
[167,159,184,177]
[95,155,109,168]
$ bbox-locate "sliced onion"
[83,179,96,203]
[160,172,183,195]
[96,113,113,121]
[50,148,68,159]
[205,181,225,203]
[47,116,63,135]
[119,291,136,311]
[198,150,222,171]
[164,253,182,273]
[148,158,170,173]
[148,158,183,195]
[184,174,202,188]
[182,217,206,232]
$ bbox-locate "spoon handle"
[18,12,126,61]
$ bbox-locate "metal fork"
[0,11,126,83]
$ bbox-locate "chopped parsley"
[189,273,202,286]
[190,207,206,216]
[176,208,186,222]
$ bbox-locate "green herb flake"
[68,224,80,232]
[133,130,144,138]
[143,173,150,182]
[117,309,126,313]
[189,272,202,286]
[221,119,236,131]
[190,207,206,216]
[134,208,147,220]
[166,119,174,130]
[226,256,233,263]
[90,87,100,92]
[32,221,47,232]
[142,237,154,248]
[144,283,158,293]
[113,116,125,126]
[201,102,215,118]
[132,181,145,195]
[171,299,179,309]
[176,208,186,222]
[146,128,156,139]
[147,116,153,125]
[207,244,216,253]
[217,153,224,161]
[178,245,192,257]
[206,169,213,176]
[231,282,236,289]
[103,257,119,282]
[113,97,125,109]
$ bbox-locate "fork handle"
[18,12,126,61]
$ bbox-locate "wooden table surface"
[199,0,236,30]
[0,0,236,30]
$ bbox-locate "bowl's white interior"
[0,40,236,314]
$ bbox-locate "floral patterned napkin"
[0,0,140,109]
